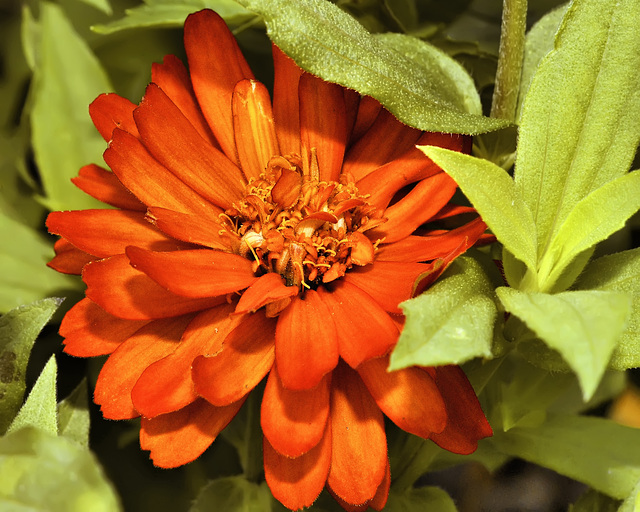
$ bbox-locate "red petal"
[299,73,348,182]
[357,355,447,438]
[131,303,241,418]
[350,96,381,142]
[261,367,330,458]
[429,365,493,454]
[343,261,431,313]
[134,84,246,210]
[140,397,245,468]
[317,282,398,368]
[94,315,194,419]
[328,363,387,506]
[151,54,218,148]
[272,45,302,155]
[71,164,145,211]
[104,128,221,218]
[184,9,254,163]
[61,298,149,357]
[233,79,279,181]
[235,273,298,315]
[48,238,96,275]
[263,424,331,511]
[89,93,139,141]
[126,247,257,298]
[84,254,225,320]
[47,210,184,259]
[192,311,276,406]
[274,290,339,390]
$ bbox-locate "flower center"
[221,152,382,289]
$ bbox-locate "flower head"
[47,9,492,510]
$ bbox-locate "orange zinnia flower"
[47,9,492,510]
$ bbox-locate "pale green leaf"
[190,477,272,512]
[30,2,112,211]
[7,356,58,436]
[73,0,112,15]
[235,0,509,134]
[617,478,640,512]
[0,298,61,434]
[0,427,121,511]
[569,489,620,512]
[390,257,496,370]
[496,288,631,400]
[492,414,640,499]
[57,380,90,447]
[419,146,537,272]
[515,0,640,258]
[574,248,640,370]
[384,486,457,512]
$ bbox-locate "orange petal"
[105,128,221,218]
[376,217,488,263]
[299,73,348,183]
[71,164,145,211]
[61,298,149,357]
[84,254,225,320]
[140,397,245,468]
[327,363,387,506]
[192,311,276,406]
[48,238,96,275]
[131,303,241,418]
[89,93,139,141]
[271,168,302,209]
[261,367,330,457]
[151,54,218,148]
[47,210,185,259]
[275,290,339,390]
[126,247,257,298]
[94,315,194,419]
[264,424,331,511]
[357,355,447,438]
[317,282,398,368]
[272,45,302,155]
[350,96,381,142]
[184,9,254,163]
[342,88,360,141]
[343,261,432,313]
[429,365,493,455]
[329,459,390,512]
[235,273,298,315]
[232,79,279,181]
[134,84,246,210]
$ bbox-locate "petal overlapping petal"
[89,93,139,140]
[48,239,96,275]
[71,164,145,211]
[235,273,299,315]
[272,45,302,155]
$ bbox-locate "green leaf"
[390,257,496,370]
[190,476,272,512]
[73,0,112,15]
[491,414,640,500]
[235,0,509,134]
[618,478,640,512]
[0,298,61,434]
[30,2,112,211]
[496,288,631,400]
[573,248,640,370]
[7,356,58,436]
[419,146,537,272]
[0,427,122,511]
[57,379,90,447]
[515,0,640,258]
[569,489,620,512]
[384,486,457,512]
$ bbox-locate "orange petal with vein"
[329,459,390,512]
[48,238,96,275]
[272,45,302,155]
[235,273,298,315]
[89,93,139,141]
[351,96,381,142]
[71,164,145,211]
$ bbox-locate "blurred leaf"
[384,486,457,512]
[73,0,113,15]
[569,489,620,512]
[618,479,640,512]
[29,1,112,211]
[0,298,61,434]
[190,476,272,512]
[497,288,631,400]
[7,355,58,436]
[390,257,496,370]
[0,426,121,511]
[515,0,640,261]
[383,0,418,32]
[57,379,90,447]
[235,0,509,134]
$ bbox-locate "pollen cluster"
[221,152,383,289]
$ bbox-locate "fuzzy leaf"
[235,0,508,134]
[497,288,631,400]
[57,380,90,447]
[190,477,272,512]
[384,486,457,512]
[7,356,58,436]
[0,298,61,434]
[515,0,640,258]
[390,257,496,370]
[419,146,537,272]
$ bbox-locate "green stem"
[490,0,528,121]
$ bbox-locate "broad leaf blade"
[57,380,90,447]
[235,0,509,134]
[190,477,273,512]
[384,486,457,512]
